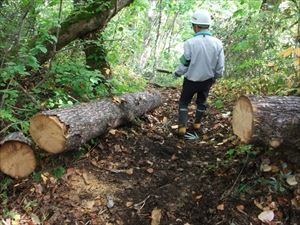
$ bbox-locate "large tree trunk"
[29,91,162,154]
[0,132,36,178]
[232,95,300,149]
[35,0,133,65]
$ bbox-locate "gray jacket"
[175,30,225,82]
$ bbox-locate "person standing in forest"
[173,9,225,136]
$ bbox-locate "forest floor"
[0,86,300,225]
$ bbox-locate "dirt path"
[0,87,299,225]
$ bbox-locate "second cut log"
[232,95,300,149]
[29,91,162,154]
[0,132,36,178]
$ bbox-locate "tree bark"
[0,132,36,178]
[35,0,134,65]
[232,95,300,149]
[29,90,162,154]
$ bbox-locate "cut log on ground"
[0,132,36,178]
[30,91,162,154]
[232,95,300,149]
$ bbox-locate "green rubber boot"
[178,108,188,136]
[193,109,204,130]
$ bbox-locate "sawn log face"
[30,91,162,153]
[232,95,300,149]
[0,132,36,178]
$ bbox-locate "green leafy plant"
[51,166,66,179]
[184,131,199,140]
[0,177,13,206]
[212,99,224,109]
[226,144,253,159]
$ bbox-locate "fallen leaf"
[66,167,76,175]
[146,160,154,166]
[286,175,298,186]
[171,154,178,161]
[126,202,134,207]
[217,203,225,211]
[271,165,280,173]
[268,201,277,210]
[162,117,168,124]
[195,195,202,200]
[221,112,231,118]
[236,204,245,213]
[147,168,154,174]
[41,172,49,184]
[109,129,117,135]
[213,123,221,130]
[114,145,122,152]
[126,168,134,175]
[258,210,274,223]
[260,163,272,172]
[82,172,90,185]
[91,160,99,167]
[33,183,43,195]
[151,208,162,225]
[202,135,209,141]
[254,199,264,210]
[82,200,95,209]
[171,125,178,129]
[291,198,300,208]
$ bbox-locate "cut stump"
[30,91,162,154]
[232,95,300,149]
[0,132,36,178]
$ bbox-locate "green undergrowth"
[213,73,299,102]
[0,63,147,137]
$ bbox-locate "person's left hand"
[172,72,181,78]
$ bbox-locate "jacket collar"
[194,29,212,37]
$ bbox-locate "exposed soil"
[0,86,299,225]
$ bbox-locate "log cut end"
[232,96,254,143]
[0,141,36,178]
[29,114,67,154]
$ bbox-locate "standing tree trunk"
[0,132,36,178]
[232,95,300,149]
[29,91,162,154]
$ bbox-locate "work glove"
[172,71,181,79]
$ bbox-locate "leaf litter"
[0,86,299,224]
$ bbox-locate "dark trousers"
[179,78,214,110]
